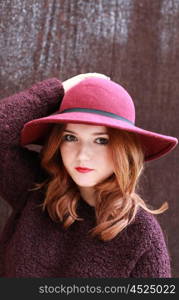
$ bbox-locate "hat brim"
[20,112,178,162]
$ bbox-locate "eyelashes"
[62,134,109,145]
[62,135,76,142]
[96,137,109,145]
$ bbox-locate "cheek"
[60,144,75,166]
[59,144,72,163]
[97,148,114,168]
[99,149,112,162]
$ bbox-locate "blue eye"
[62,134,77,142]
[96,138,109,145]
[62,135,109,145]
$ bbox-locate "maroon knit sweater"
[0,78,171,278]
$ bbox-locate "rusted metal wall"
[0,0,179,277]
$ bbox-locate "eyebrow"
[63,129,109,136]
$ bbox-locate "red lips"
[75,167,93,173]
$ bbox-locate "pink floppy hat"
[20,77,178,162]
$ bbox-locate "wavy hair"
[31,123,168,241]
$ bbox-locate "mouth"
[75,167,94,173]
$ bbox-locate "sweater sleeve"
[0,78,64,211]
[130,246,171,278]
[130,226,171,278]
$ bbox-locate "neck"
[78,187,96,207]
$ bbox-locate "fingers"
[77,73,110,80]
[62,73,110,92]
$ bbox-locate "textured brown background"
[0,0,179,277]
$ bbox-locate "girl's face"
[59,123,114,188]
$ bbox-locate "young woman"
[0,73,178,278]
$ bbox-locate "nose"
[76,142,93,161]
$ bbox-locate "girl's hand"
[62,73,110,92]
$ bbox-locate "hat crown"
[59,78,135,124]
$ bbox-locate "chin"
[74,180,97,187]
[69,174,100,187]
[76,183,96,188]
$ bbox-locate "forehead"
[65,123,108,133]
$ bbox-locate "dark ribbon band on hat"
[58,108,134,125]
